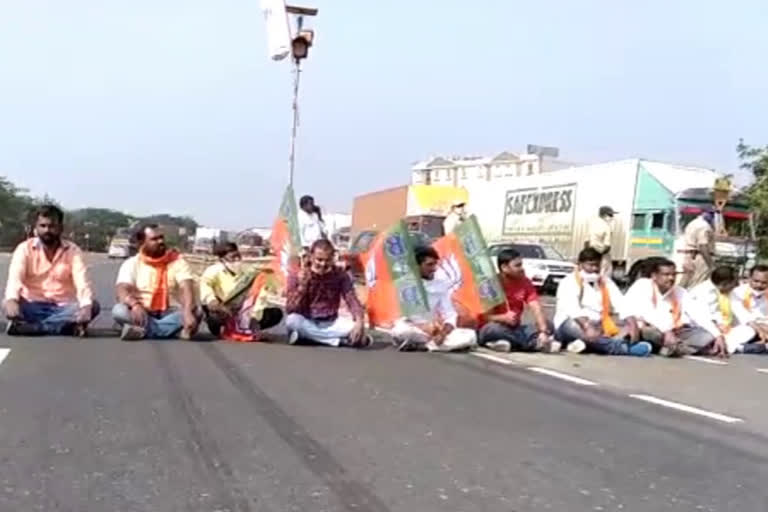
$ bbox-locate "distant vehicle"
[340,229,433,281]
[487,241,576,293]
[193,227,229,255]
[107,237,134,259]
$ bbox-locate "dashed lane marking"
[629,394,743,424]
[471,352,513,365]
[527,367,599,386]
[0,348,9,366]
[684,355,728,366]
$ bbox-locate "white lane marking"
[0,348,10,366]
[756,369,768,374]
[527,367,598,386]
[472,352,513,365]
[629,394,743,424]
[684,355,728,366]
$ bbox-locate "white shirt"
[687,280,734,337]
[588,217,612,253]
[623,278,717,336]
[298,210,326,248]
[554,272,626,329]
[731,283,768,325]
[412,277,458,327]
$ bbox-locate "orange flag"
[269,186,302,286]
[364,221,430,328]
[432,215,505,323]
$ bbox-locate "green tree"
[737,139,768,257]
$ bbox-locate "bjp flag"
[364,221,431,328]
[432,215,505,325]
[269,186,302,286]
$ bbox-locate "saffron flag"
[269,186,302,286]
[432,215,505,322]
[364,221,431,328]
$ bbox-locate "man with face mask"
[200,242,284,340]
[284,239,370,347]
[4,204,100,336]
[113,224,200,341]
[679,209,715,289]
[730,264,768,352]
[624,258,725,357]
[443,201,467,235]
[554,248,651,356]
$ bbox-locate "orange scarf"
[140,250,180,312]
[652,285,682,329]
[742,289,768,312]
[575,273,620,337]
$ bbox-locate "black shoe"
[5,320,45,336]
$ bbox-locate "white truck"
[469,159,755,283]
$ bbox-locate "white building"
[411,151,577,187]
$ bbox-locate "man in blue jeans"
[554,248,652,357]
[477,248,560,353]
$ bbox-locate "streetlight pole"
[288,58,302,187]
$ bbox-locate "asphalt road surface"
[1,254,768,511]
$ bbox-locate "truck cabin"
[675,187,753,240]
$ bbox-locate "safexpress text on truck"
[469,159,755,283]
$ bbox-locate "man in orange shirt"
[3,205,99,336]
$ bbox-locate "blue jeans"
[112,304,184,339]
[478,321,554,351]
[16,300,101,335]
[555,318,630,355]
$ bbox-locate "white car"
[107,241,131,259]
[488,242,576,292]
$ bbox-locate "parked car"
[340,229,433,281]
[107,239,133,259]
[487,241,576,293]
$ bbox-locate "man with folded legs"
[477,248,559,353]
[3,204,100,336]
[730,264,768,354]
[113,224,200,340]
[392,246,477,352]
[554,248,651,357]
[284,239,370,347]
[624,258,727,357]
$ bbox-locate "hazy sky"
[0,1,766,229]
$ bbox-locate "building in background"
[411,150,578,187]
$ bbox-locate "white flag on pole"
[261,0,291,61]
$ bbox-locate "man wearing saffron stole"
[730,264,768,353]
[554,248,652,356]
[624,258,727,357]
[688,265,756,355]
[199,243,283,341]
[113,224,200,341]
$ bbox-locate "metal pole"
[288,59,301,187]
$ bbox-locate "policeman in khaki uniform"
[586,206,616,278]
[678,209,715,289]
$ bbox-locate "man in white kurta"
[730,265,768,354]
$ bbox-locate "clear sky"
[0,1,766,229]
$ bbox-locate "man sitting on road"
[477,248,559,353]
[392,246,477,352]
[113,224,200,341]
[554,248,651,357]
[687,265,756,355]
[285,239,370,347]
[3,204,100,336]
[200,242,283,340]
[624,258,727,357]
[731,264,768,353]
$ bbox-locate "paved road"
[1,256,768,511]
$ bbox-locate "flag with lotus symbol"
[432,215,505,321]
[364,221,431,327]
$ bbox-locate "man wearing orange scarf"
[624,258,726,357]
[554,248,651,356]
[113,224,200,340]
[730,264,768,353]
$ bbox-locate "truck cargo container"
[468,159,755,282]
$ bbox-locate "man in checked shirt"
[284,239,371,348]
